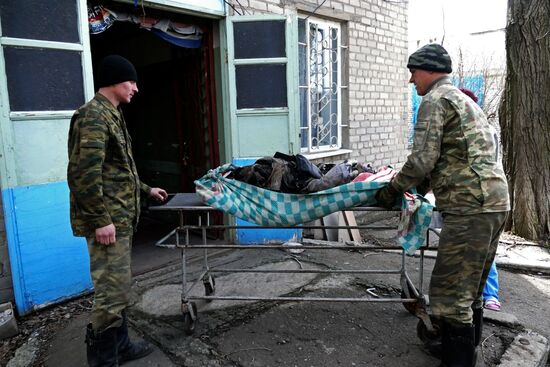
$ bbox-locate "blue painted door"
[0,0,95,314]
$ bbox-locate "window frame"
[298,15,346,154]
[225,15,300,157]
[0,0,94,118]
[231,18,290,113]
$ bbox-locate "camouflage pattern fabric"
[392,77,510,215]
[87,236,132,333]
[406,43,452,73]
[67,93,151,237]
[429,212,507,325]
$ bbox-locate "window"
[234,20,285,59]
[0,0,79,43]
[4,47,84,111]
[0,0,87,113]
[299,17,346,152]
[233,20,287,110]
[236,64,287,109]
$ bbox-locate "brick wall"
[0,193,14,304]
[229,0,411,168]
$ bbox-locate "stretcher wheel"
[203,276,216,302]
[400,281,420,315]
[182,302,197,335]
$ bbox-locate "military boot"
[417,317,442,358]
[117,311,154,365]
[472,307,483,346]
[85,323,118,367]
[472,308,486,366]
[440,321,477,367]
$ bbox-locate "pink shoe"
[484,299,501,311]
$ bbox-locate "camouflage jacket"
[67,93,151,237]
[392,77,510,214]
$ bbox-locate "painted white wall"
[174,0,223,11]
[147,0,224,14]
[13,120,70,186]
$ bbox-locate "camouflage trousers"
[429,211,508,325]
[87,236,132,333]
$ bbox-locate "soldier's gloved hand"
[375,183,401,209]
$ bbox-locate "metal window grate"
[299,17,345,152]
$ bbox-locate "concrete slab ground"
[498,330,549,367]
[137,260,321,315]
[496,243,550,273]
[421,245,550,274]
[6,217,550,366]
[43,313,175,367]
[127,246,547,367]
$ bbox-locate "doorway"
[88,3,220,273]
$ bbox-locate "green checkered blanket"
[195,164,433,254]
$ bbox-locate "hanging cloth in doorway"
[108,10,203,48]
[88,5,116,34]
[150,20,202,48]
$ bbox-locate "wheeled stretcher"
[150,192,436,335]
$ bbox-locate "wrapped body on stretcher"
[194,155,434,255]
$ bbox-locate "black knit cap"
[97,55,138,88]
[407,43,452,73]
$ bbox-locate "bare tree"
[452,45,506,125]
[499,0,550,244]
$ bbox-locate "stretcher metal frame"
[151,193,434,335]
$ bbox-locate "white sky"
[408,0,508,40]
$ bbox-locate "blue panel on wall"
[410,86,422,146]
[232,158,257,167]
[2,182,92,314]
[410,85,421,126]
[458,75,485,107]
[410,75,485,145]
[236,217,301,244]
[232,158,302,244]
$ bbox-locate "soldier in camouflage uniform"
[67,55,168,367]
[376,44,509,367]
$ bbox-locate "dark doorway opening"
[88,4,220,273]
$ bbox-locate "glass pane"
[330,27,339,147]
[300,89,308,129]
[234,21,285,59]
[300,129,308,149]
[331,27,339,93]
[298,18,306,43]
[236,64,287,109]
[310,87,319,148]
[4,47,85,111]
[0,0,79,43]
[330,98,339,147]
[308,21,340,149]
[300,89,308,148]
[299,44,307,86]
